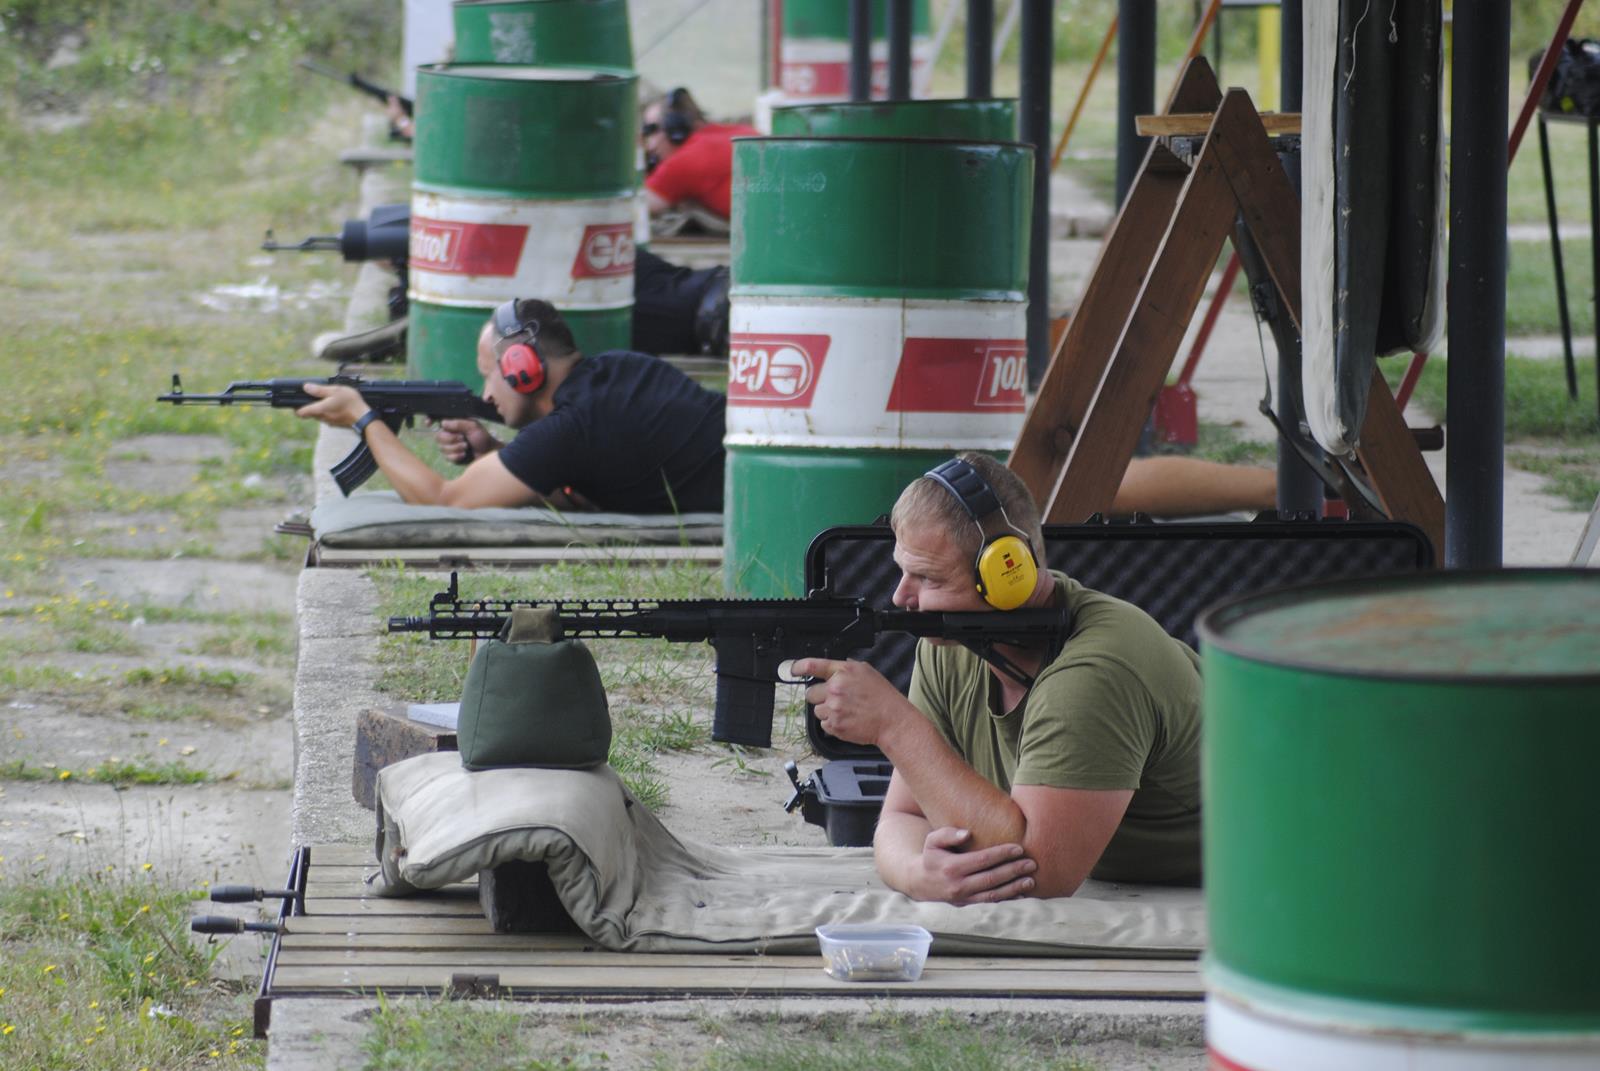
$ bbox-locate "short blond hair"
[890,452,1044,561]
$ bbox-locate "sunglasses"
[640,121,661,137]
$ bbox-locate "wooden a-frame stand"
[1010,58,1446,558]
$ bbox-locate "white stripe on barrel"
[726,296,1025,450]
[409,191,636,309]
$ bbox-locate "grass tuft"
[0,864,261,1068]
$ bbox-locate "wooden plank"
[1354,370,1447,557]
[1137,111,1302,137]
[275,948,1197,973]
[1199,91,1444,552]
[286,914,504,935]
[310,843,379,865]
[1009,57,1225,504]
[281,932,594,952]
[300,898,484,918]
[1206,89,1305,334]
[269,964,1204,998]
[1044,122,1237,522]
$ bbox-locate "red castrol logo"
[727,334,830,407]
[885,338,1028,413]
[570,222,636,279]
[410,217,528,276]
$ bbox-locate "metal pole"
[967,0,994,99]
[1445,1,1509,568]
[1020,0,1052,386]
[1115,0,1155,206]
[849,0,873,102]
[887,0,912,100]
[760,0,772,91]
[1275,0,1321,516]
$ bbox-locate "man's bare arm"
[295,384,540,508]
[880,713,1131,897]
[873,772,1038,904]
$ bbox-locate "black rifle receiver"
[157,375,500,495]
[388,573,1071,749]
[298,58,412,115]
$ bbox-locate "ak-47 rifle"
[157,375,500,495]
[388,573,1071,749]
[298,58,412,116]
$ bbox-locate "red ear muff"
[499,342,545,394]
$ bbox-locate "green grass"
[1507,239,1594,338]
[1388,353,1600,509]
[1186,421,1277,467]
[1,758,215,786]
[0,863,262,1069]
[0,659,286,723]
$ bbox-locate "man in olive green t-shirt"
[794,453,1202,904]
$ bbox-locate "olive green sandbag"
[456,608,611,771]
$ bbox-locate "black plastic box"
[787,513,1433,846]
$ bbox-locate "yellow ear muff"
[974,532,1037,610]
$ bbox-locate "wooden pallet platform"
[261,844,1205,1005]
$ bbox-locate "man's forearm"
[872,809,932,895]
[363,421,448,503]
[877,716,1026,850]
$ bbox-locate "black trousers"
[631,247,728,357]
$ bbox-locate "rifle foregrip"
[711,675,775,749]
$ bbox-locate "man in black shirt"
[296,298,725,513]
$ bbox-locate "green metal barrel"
[725,137,1032,596]
[1200,570,1600,1069]
[451,0,633,69]
[409,64,637,385]
[770,98,1017,140]
[778,0,930,100]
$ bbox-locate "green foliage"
[0,864,260,1068]
[0,758,213,785]
[121,665,250,691]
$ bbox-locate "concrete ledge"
[290,568,385,847]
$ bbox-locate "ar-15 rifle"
[388,573,1071,749]
[157,375,500,496]
[298,58,412,116]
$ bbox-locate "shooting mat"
[309,490,722,547]
[1302,1,1445,456]
[374,751,1205,957]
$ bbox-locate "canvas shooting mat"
[310,490,722,547]
[373,752,1205,957]
[1302,1,1445,456]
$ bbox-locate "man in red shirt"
[641,88,759,223]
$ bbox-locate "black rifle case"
[789,513,1434,846]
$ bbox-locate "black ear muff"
[923,458,1039,611]
[663,86,693,144]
